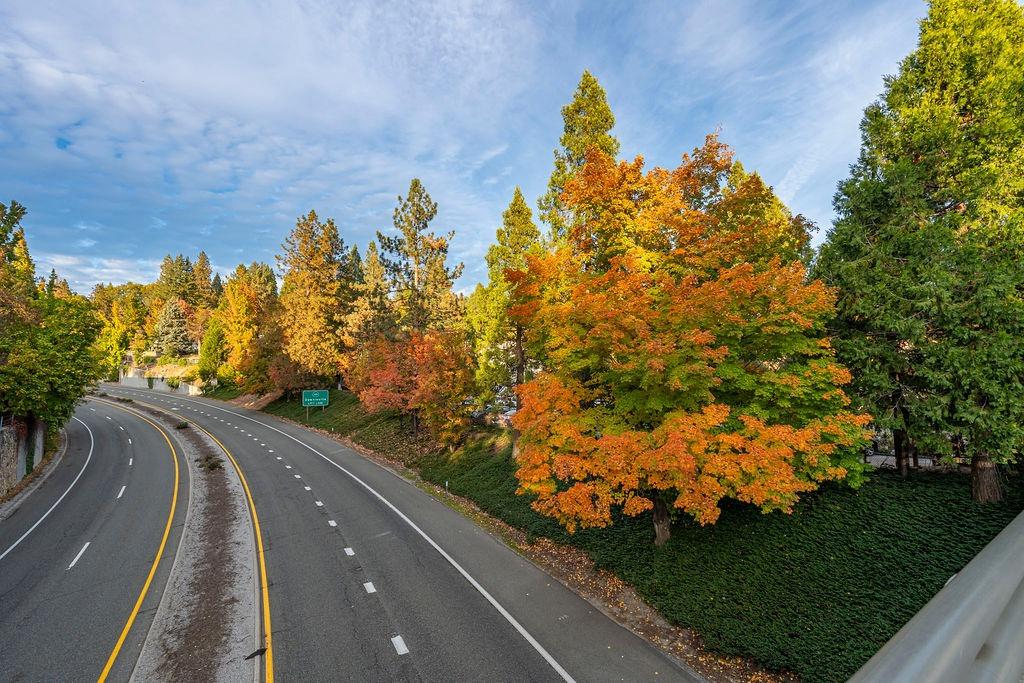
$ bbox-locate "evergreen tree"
[377,179,463,333]
[816,0,1024,501]
[197,317,226,381]
[211,272,224,300]
[347,241,395,345]
[193,250,215,306]
[156,253,198,304]
[277,210,357,379]
[538,71,620,241]
[152,299,193,357]
[470,187,541,409]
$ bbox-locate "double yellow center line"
[94,399,273,682]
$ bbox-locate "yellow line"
[104,396,275,682]
[196,424,275,682]
[94,402,180,682]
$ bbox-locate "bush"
[174,421,188,429]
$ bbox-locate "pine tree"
[816,0,1024,501]
[538,71,620,241]
[277,210,357,379]
[377,179,463,333]
[152,299,193,358]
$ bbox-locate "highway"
[0,399,187,682]
[108,385,699,683]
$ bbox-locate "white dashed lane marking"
[344,547,355,556]
[315,501,323,507]
[117,485,126,499]
[328,520,337,527]
[363,581,375,593]
[67,542,90,570]
[391,635,409,655]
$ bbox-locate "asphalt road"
[108,385,700,683]
[0,399,188,682]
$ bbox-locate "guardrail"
[850,509,1024,682]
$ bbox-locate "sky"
[0,0,926,294]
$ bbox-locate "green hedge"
[264,390,1024,682]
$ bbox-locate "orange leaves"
[345,330,473,447]
[510,134,870,539]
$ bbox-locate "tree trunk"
[652,497,671,546]
[911,441,919,469]
[971,452,1003,503]
[514,323,526,411]
[894,428,910,478]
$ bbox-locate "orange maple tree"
[510,136,869,544]
[345,330,473,448]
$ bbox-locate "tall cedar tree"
[278,210,357,379]
[538,71,620,241]
[216,262,279,392]
[378,179,463,333]
[469,187,541,409]
[511,139,868,544]
[815,0,1024,501]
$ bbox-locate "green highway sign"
[302,389,329,407]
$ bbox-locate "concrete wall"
[0,416,44,498]
[118,373,202,395]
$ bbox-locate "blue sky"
[1,0,925,293]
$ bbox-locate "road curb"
[0,427,68,524]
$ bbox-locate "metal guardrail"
[850,510,1024,682]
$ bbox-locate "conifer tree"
[816,0,1024,501]
[377,179,463,333]
[211,272,223,300]
[346,241,395,345]
[469,187,541,408]
[153,299,193,357]
[193,251,215,306]
[538,71,620,241]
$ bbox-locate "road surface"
[107,385,699,683]
[0,399,188,681]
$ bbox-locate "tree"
[218,262,279,392]
[277,210,357,379]
[197,317,227,381]
[510,139,868,544]
[156,254,198,305]
[377,179,463,333]
[211,272,224,300]
[152,299,193,357]
[538,71,620,241]
[0,200,101,429]
[346,241,395,345]
[815,0,1024,501]
[346,330,473,448]
[469,187,541,409]
[193,251,215,306]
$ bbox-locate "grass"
[202,383,244,400]
[261,389,1024,682]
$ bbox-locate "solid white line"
[344,547,354,556]
[117,485,126,499]
[0,417,95,563]
[328,520,337,527]
[67,541,90,569]
[391,635,409,655]
[363,581,375,593]
[155,395,576,682]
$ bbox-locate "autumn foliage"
[345,330,473,448]
[510,137,869,539]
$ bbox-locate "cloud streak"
[0,0,925,292]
